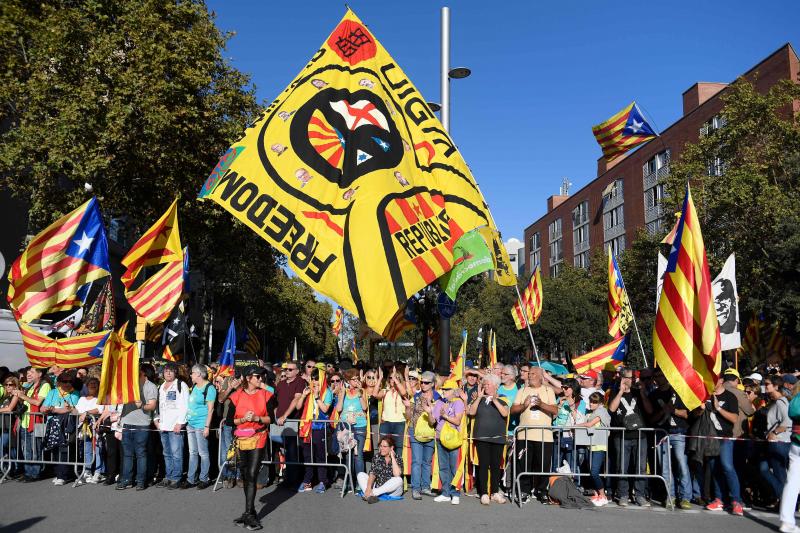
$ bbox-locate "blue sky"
[207,0,796,253]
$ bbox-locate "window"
[572,201,589,227]
[643,150,670,176]
[574,251,590,269]
[529,231,541,270]
[707,156,724,176]
[548,219,562,241]
[550,263,562,278]
[606,235,626,256]
[603,179,624,202]
[549,238,562,264]
[529,250,541,270]
[645,183,666,208]
[700,114,727,136]
[572,200,589,254]
[604,205,624,230]
[530,232,540,251]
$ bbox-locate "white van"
[0,309,28,371]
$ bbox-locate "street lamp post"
[438,6,471,377]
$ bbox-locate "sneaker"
[74,477,86,486]
[155,479,170,488]
[313,482,325,494]
[434,495,451,503]
[53,478,66,486]
[412,490,422,500]
[519,493,531,505]
[93,473,105,483]
[780,524,800,533]
[85,474,98,484]
[197,480,212,490]
[244,514,263,531]
[451,496,460,505]
[420,488,435,497]
[592,495,608,507]
[678,499,693,510]
[233,513,248,526]
[182,481,197,489]
[51,478,59,484]
[115,483,130,490]
[617,498,628,507]
[480,494,490,505]
[491,492,507,504]
[167,480,180,490]
[135,484,146,491]
[635,497,651,507]
[705,498,724,511]
[297,482,312,493]
[366,495,379,504]
[731,501,743,516]
[224,478,236,489]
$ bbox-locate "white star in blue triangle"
[73,232,94,255]
[356,149,372,165]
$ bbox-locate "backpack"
[619,396,644,432]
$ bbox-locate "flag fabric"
[332,306,343,337]
[661,212,682,245]
[20,323,110,369]
[98,324,140,405]
[767,323,788,361]
[244,326,261,356]
[8,197,111,323]
[350,339,358,363]
[511,266,543,330]
[197,9,499,337]
[382,299,416,341]
[656,252,668,309]
[653,185,721,411]
[161,302,187,361]
[572,336,629,375]
[121,200,184,324]
[440,229,494,300]
[450,329,467,382]
[217,318,236,378]
[736,316,764,364]
[607,248,632,339]
[162,344,179,362]
[592,102,657,161]
[75,279,115,334]
[182,246,190,293]
[711,254,741,351]
[488,329,497,367]
[477,226,517,287]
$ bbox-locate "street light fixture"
[449,67,471,79]
[427,102,442,113]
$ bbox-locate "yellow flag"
[477,226,517,287]
[197,10,496,336]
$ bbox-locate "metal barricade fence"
[215,418,353,498]
[511,425,673,509]
[0,412,88,486]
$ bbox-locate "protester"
[760,375,791,507]
[378,364,408,439]
[0,375,22,479]
[704,375,744,516]
[430,378,465,505]
[336,369,368,477]
[407,370,438,500]
[185,364,216,489]
[153,362,188,489]
[117,364,158,491]
[230,366,271,531]
[779,382,800,533]
[467,374,510,505]
[296,366,332,493]
[13,367,51,482]
[358,435,403,503]
[41,371,80,485]
[576,391,611,506]
[74,377,103,483]
[274,360,305,489]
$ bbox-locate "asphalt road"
[0,478,785,533]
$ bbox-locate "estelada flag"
[198,10,498,337]
[8,197,110,323]
[20,323,110,369]
[98,323,140,405]
[572,335,628,375]
[653,185,721,411]
[511,265,543,330]
[122,200,184,324]
[592,102,656,161]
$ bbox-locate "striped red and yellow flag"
[332,306,343,337]
[20,323,110,369]
[572,336,628,375]
[7,197,110,322]
[98,324,140,405]
[653,185,721,411]
[488,329,497,366]
[382,305,415,341]
[592,102,657,161]
[122,200,184,324]
[607,248,632,339]
[511,265,542,330]
[162,344,179,362]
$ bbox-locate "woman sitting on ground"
[358,435,404,503]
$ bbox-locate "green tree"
[663,78,800,342]
[0,1,285,338]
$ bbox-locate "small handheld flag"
[217,318,236,378]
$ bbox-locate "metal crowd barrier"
[511,425,673,509]
[0,412,88,487]
[214,418,353,498]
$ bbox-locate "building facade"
[524,43,799,277]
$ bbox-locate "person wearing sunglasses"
[406,371,440,500]
[0,376,22,480]
[41,370,80,486]
[336,369,368,477]
[467,374,510,505]
[230,366,272,531]
[430,378,465,504]
[274,361,306,489]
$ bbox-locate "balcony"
[573,239,590,254]
[604,223,625,241]
[603,191,624,212]
[644,203,664,224]
[643,163,670,190]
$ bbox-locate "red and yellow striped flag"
[332,306,343,337]
[607,247,632,338]
[20,324,110,369]
[98,324,140,405]
[488,329,497,367]
[592,102,657,161]
[122,200,184,324]
[511,265,542,330]
[653,185,721,411]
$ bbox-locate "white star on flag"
[73,232,94,255]
[629,119,643,134]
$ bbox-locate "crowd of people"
[1,357,800,532]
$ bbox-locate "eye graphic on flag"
[289,88,402,188]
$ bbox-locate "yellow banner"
[198,10,495,334]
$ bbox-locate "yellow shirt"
[515,385,556,442]
[381,388,405,422]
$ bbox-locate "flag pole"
[617,269,649,368]
[514,284,540,367]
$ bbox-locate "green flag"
[441,230,494,300]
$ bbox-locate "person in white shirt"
[153,362,189,488]
[74,378,104,484]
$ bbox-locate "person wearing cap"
[463,367,480,404]
[760,374,791,508]
[406,369,421,395]
[579,370,600,406]
[429,378,465,505]
[230,365,272,530]
[467,373,510,505]
[153,362,189,489]
[406,370,439,500]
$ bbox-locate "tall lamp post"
[438,6,471,376]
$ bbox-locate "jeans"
[589,450,606,491]
[615,436,647,499]
[159,431,184,482]
[409,434,434,491]
[659,433,692,501]
[348,427,367,477]
[220,424,238,479]
[379,421,406,440]
[760,441,790,500]
[780,444,800,527]
[22,430,43,479]
[436,441,461,497]
[186,426,210,483]
[121,425,150,487]
[282,434,301,487]
[709,439,741,503]
[83,437,104,474]
[301,428,328,485]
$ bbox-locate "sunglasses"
[365,376,376,380]
[408,376,418,380]
[421,381,433,385]
[305,365,315,369]
[330,379,341,383]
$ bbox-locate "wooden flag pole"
[514,284,541,367]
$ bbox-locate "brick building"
[523,43,799,278]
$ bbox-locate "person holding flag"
[336,369,369,477]
[295,363,333,493]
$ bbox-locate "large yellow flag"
[197,10,496,336]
